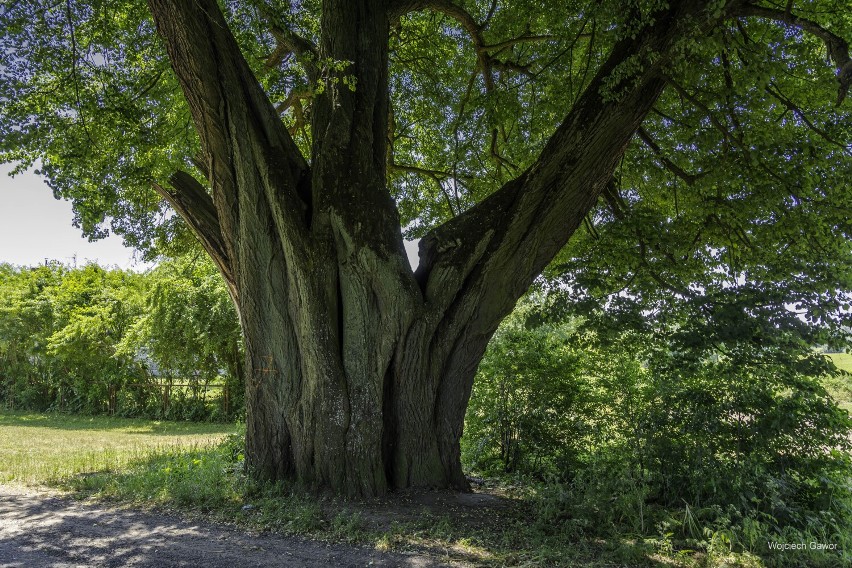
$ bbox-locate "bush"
[0,259,243,422]
[462,294,852,564]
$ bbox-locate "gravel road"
[0,486,450,567]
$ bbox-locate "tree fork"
[147,0,749,496]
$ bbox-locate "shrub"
[463,294,852,563]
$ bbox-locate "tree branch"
[271,25,319,62]
[481,34,556,54]
[275,88,313,114]
[415,1,717,319]
[668,80,738,150]
[248,0,320,79]
[148,0,311,253]
[765,82,852,154]
[153,172,236,296]
[390,162,459,179]
[267,25,320,80]
[637,127,706,184]
[389,1,546,170]
[419,0,495,93]
[733,3,852,105]
[601,178,628,221]
[390,1,540,86]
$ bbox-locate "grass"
[0,410,785,568]
[0,410,235,484]
[829,352,852,373]
[1,407,849,567]
[68,446,678,567]
[827,353,852,413]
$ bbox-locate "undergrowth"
[56,429,851,567]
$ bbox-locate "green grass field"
[830,352,852,372]
[827,353,852,414]
[0,411,235,484]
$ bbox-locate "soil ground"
[0,486,456,567]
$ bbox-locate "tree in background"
[1,0,850,495]
[0,264,64,409]
[0,258,241,419]
[0,263,146,412]
[119,255,243,419]
[44,265,146,412]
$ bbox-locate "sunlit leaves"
[118,255,242,386]
[1,0,849,311]
[0,0,192,254]
[0,257,242,414]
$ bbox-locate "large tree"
[1,0,850,496]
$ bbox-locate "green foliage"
[0,0,312,255]
[0,263,146,413]
[0,257,242,421]
[81,446,239,510]
[0,1,192,254]
[2,1,849,256]
[463,292,852,564]
[463,304,587,476]
[118,255,244,420]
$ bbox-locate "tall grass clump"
[70,428,331,535]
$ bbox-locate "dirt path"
[0,486,451,567]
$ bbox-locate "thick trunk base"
[242,318,476,497]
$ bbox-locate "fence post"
[108,384,116,415]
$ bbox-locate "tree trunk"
[147,0,719,496]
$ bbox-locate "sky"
[0,163,150,270]
[1,163,422,271]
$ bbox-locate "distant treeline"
[0,257,243,421]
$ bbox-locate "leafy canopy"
[0,0,850,333]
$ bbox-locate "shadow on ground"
[0,486,445,567]
[0,484,676,567]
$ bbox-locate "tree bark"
[147,0,723,496]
